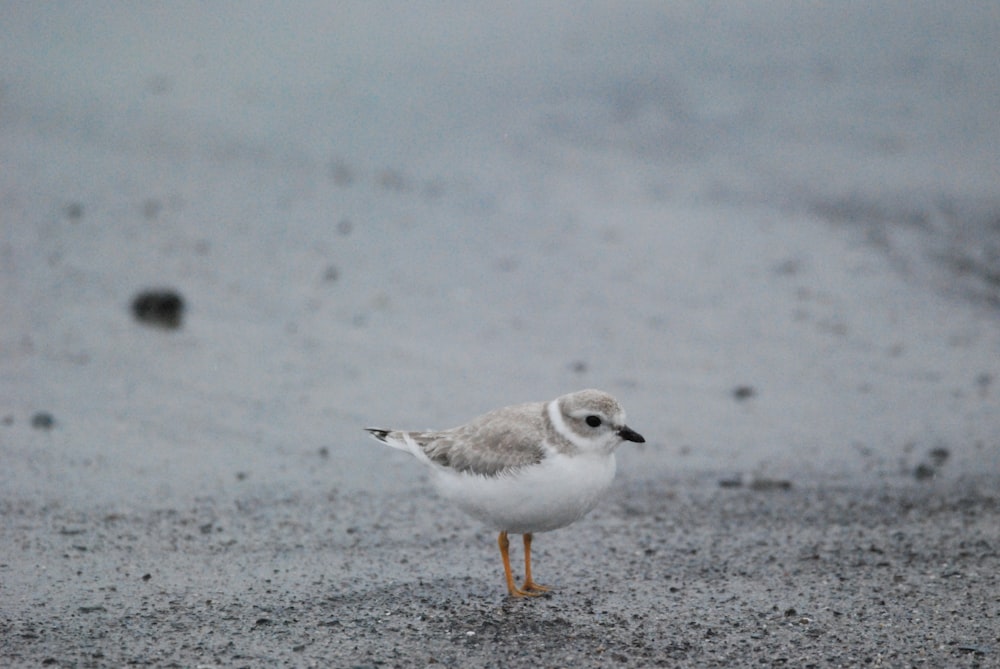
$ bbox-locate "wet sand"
[3,471,996,667]
[3,5,999,667]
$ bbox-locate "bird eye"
[585,415,602,428]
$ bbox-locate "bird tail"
[365,428,413,454]
[365,427,434,466]
[365,427,392,443]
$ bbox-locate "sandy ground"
[3,4,1000,667]
[2,466,998,668]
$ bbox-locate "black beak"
[618,425,645,443]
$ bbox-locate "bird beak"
[618,426,645,443]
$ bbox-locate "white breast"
[431,451,617,534]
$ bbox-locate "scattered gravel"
[2,474,996,667]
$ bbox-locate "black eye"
[585,415,602,428]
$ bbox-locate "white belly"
[431,452,617,534]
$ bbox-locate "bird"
[365,389,645,597]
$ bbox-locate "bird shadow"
[318,575,592,639]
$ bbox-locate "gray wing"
[412,403,548,477]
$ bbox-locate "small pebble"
[749,478,792,491]
[928,447,950,467]
[957,644,991,655]
[132,289,185,329]
[31,412,55,430]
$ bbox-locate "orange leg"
[522,533,550,593]
[498,531,544,597]
[498,531,527,597]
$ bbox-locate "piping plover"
[365,389,645,597]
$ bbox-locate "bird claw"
[508,581,551,597]
[523,581,551,593]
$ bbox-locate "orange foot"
[509,584,547,598]
[522,579,551,594]
[498,531,554,598]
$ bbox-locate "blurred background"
[2,2,998,508]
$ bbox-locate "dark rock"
[928,447,950,467]
[31,412,55,430]
[132,289,185,329]
[749,478,792,491]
